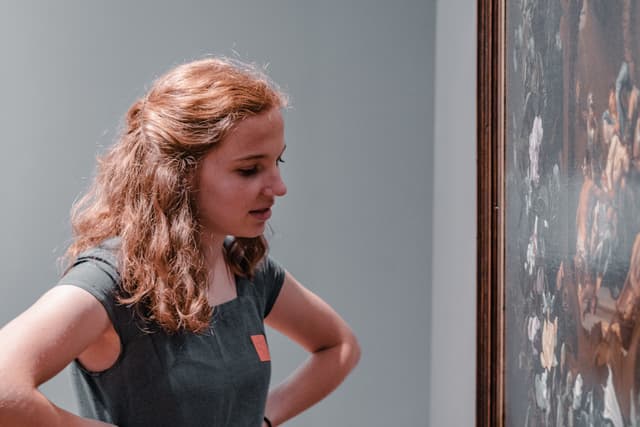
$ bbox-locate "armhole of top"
[57,257,125,375]
[263,257,286,318]
[64,284,124,376]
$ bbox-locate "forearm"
[0,386,115,427]
[264,337,360,426]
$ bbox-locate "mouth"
[249,207,272,221]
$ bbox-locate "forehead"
[216,108,284,157]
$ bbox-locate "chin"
[234,227,266,239]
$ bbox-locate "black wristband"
[264,416,273,427]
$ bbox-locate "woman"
[0,57,360,427]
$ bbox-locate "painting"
[478,0,640,426]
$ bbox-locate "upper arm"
[0,285,112,387]
[264,271,357,353]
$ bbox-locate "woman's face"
[194,107,287,240]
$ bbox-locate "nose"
[264,170,287,197]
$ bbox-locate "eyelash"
[238,157,285,177]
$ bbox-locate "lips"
[249,207,272,221]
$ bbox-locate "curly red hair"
[63,57,287,333]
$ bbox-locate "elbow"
[0,371,35,422]
[0,382,17,423]
[0,369,13,408]
[343,330,361,372]
[0,388,43,427]
[315,329,361,372]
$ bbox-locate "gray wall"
[430,0,477,425]
[0,1,437,426]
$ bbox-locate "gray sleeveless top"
[57,239,285,427]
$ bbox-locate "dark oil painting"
[505,0,640,425]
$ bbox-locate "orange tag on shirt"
[251,334,271,362]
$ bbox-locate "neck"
[199,233,236,298]
[202,246,238,309]
[199,231,228,270]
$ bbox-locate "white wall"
[430,0,477,425]
[0,2,436,426]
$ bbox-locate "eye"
[237,166,259,177]
[277,156,285,166]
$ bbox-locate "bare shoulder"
[0,285,115,385]
[5,284,112,331]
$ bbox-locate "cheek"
[206,179,260,214]
[196,169,265,215]
[219,180,253,203]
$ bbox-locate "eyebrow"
[234,144,287,162]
